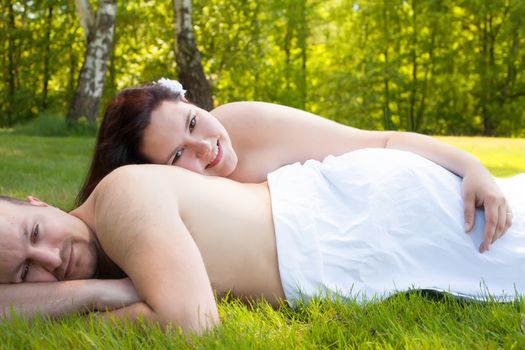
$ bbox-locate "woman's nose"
[192,139,212,159]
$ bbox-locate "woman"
[77,79,512,252]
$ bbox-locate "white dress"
[267,148,525,304]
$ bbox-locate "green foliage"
[1,0,524,136]
[0,0,83,126]
[12,112,97,137]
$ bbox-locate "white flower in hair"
[156,78,187,97]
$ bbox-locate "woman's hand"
[94,278,141,312]
[461,164,512,252]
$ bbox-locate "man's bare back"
[72,165,285,306]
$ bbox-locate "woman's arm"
[381,132,511,252]
[214,102,511,251]
[0,278,140,320]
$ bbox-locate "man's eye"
[31,224,39,243]
[189,116,196,132]
[172,149,184,164]
[21,263,30,282]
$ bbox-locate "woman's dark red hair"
[75,84,183,206]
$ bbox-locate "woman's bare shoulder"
[211,101,321,123]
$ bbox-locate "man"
[0,149,524,334]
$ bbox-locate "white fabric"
[267,148,525,304]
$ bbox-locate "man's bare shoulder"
[92,165,180,229]
[94,165,195,198]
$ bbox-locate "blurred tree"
[173,0,213,110]
[67,0,117,125]
[0,0,524,136]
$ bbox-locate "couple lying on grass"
[0,80,523,335]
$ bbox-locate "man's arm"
[93,166,219,334]
[0,278,140,320]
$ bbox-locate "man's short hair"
[0,195,29,206]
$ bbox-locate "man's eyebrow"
[166,108,192,164]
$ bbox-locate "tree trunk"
[74,0,95,41]
[6,0,16,125]
[42,4,54,109]
[480,14,493,136]
[173,0,213,111]
[408,0,418,132]
[298,0,308,110]
[68,0,117,125]
[381,1,393,130]
[416,24,435,133]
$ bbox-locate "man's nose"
[30,246,62,273]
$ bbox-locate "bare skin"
[0,162,520,333]
[140,100,512,252]
[75,164,285,308]
[0,165,283,333]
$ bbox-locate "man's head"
[0,196,99,283]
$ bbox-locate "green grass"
[0,132,94,209]
[436,136,525,177]
[0,132,524,348]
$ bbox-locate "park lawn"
[0,132,524,349]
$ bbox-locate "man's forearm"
[98,301,218,334]
[0,279,139,320]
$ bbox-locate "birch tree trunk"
[68,0,116,125]
[173,0,213,111]
[74,0,95,41]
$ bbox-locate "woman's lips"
[206,141,222,169]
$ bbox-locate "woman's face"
[140,100,238,177]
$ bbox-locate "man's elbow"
[154,304,220,335]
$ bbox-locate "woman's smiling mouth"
[206,140,222,169]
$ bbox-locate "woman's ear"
[26,196,50,207]
[181,95,189,103]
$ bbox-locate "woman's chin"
[209,153,237,177]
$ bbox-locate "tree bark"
[173,0,213,111]
[74,0,95,41]
[382,1,393,130]
[408,0,418,132]
[6,0,16,125]
[42,4,54,109]
[298,0,308,110]
[68,0,117,125]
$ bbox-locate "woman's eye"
[31,224,39,243]
[21,263,30,282]
[189,115,197,132]
[172,149,184,164]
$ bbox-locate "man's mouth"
[64,245,74,280]
[205,140,222,169]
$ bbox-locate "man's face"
[0,198,98,283]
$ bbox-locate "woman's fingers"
[463,192,476,232]
[479,197,512,252]
[480,200,498,252]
